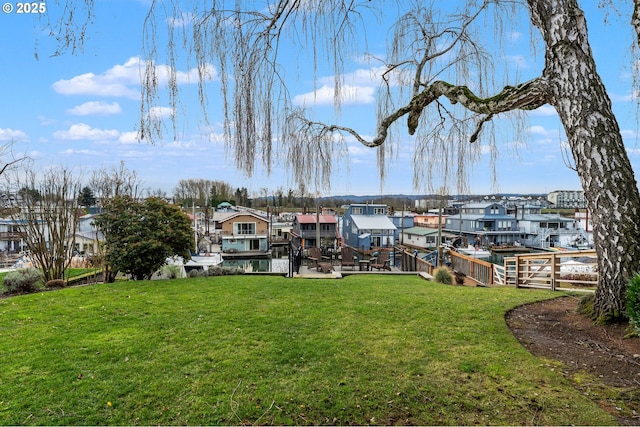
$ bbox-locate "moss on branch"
[407,77,549,135]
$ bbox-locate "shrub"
[45,279,66,289]
[160,264,182,279]
[2,268,44,294]
[433,267,453,285]
[205,266,244,276]
[188,269,204,278]
[626,273,640,336]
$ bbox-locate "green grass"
[0,275,615,425]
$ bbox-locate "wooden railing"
[399,248,435,275]
[449,251,494,286]
[509,250,597,292]
[398,247,597,293]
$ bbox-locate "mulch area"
[506,295,640,425]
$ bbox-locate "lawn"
[0,275,615,425]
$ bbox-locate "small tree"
[78,186,96,207]
[95,196,194,280]
[7,167,81,282]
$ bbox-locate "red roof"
[295,214,337,224]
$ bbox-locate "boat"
[490,243,531,253]
[455,245,492,259]
[221,249,272,260]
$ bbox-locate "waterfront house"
[290,214,338,249]
[401,226,456,250]
[389,212,415,244]
[341,204,397,250]
[414,213,446,228]
[0,218,26,253]
[443,202,519,246]
[270,221,293,246]
[219,211,270,254]
[511,204,588,248]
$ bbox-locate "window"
[234,222,256,235]
[352,207,363,214]
[373,207,385,215]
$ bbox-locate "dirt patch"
[506,295,640,425]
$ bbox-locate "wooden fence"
[449,251,495,286]
[399,249,435,275]
[401,247,597,293]
[506,250,597,292]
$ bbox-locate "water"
[220,257,289,273]
[219,246,291,273]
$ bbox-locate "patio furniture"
[340,246,356,270]
[309,247,330,271]
[318,262,334,273]
[371,248,391,271]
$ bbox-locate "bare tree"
[173,178,233,206]
[89,161,143,203]
[7,167,82,282]
[48,0,640,320]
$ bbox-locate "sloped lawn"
[0,275,615,425]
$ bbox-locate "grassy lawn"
[0,275,615,425]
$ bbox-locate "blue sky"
[0,0,638,197]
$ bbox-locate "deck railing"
[448,251,494,286]
[399,247,597,292]
[509,250,597,292]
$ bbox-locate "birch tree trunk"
[529,0,640,321]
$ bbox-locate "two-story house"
[291,214,338,249]
[0,218,26,253]
[219,211,270,256]
[72,213,103,256]
[443,202,518,247]
[341,204,397,250]
[510,204,587,248]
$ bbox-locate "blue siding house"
[342,204,397,250]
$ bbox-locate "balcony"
[0,231,25,240]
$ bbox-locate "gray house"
[443,202,519,246]
[342,204,397,250]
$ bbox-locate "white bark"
[529,0,640,320]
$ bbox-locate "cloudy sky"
[1,0,638,197]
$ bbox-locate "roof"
[295,214,337,224]
[219,211,268,224]
[448,214,514,220]
[351,215,397,230]
[462,202,500,208]
[519,214,574,223]
[402,226,439,236]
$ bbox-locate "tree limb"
[406,77,550,136]
[297,76,550,148]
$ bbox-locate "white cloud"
[148,106,174,121]
[319,66,387,87]
[505,54,529,69]
[0,128,28,141]
[508,31,523,42]
[529,105,557,117]
[67,101,123,116]
[60,148,104,156]
[293,84,375,106]
[52,57,218,99]
[528,125,549,135]
[37,116,57,126]
[119,131,142,144]
[53,123,120,141]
